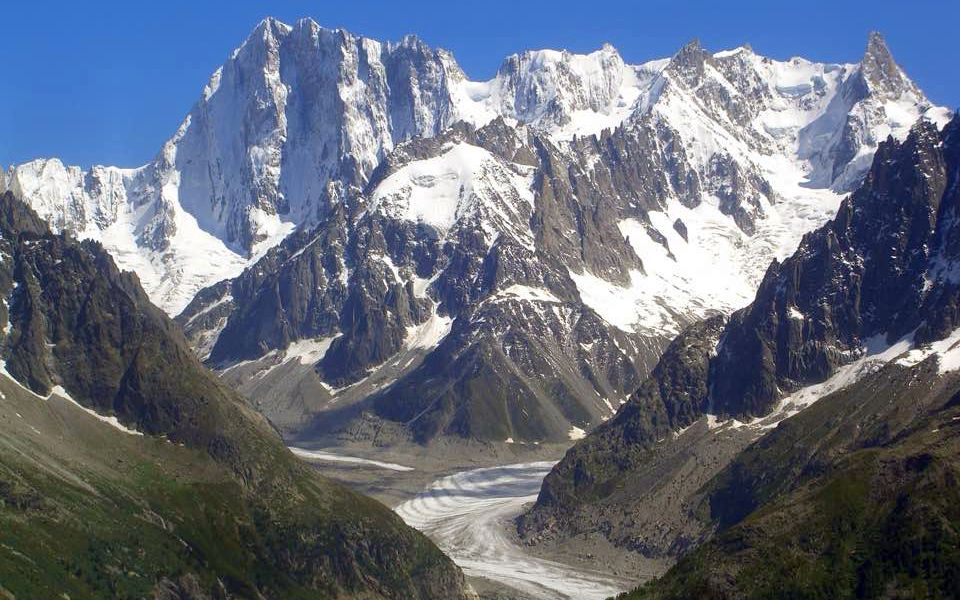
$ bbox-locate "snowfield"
[395,462,631,600]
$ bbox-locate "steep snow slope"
[0,158,252,313]
[367,140,537,247]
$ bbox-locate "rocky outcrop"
[621,345,960,599]
[712,117,952,418]
[181,120,655,443]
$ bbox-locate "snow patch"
[494,284,561,304]
[284,335,340,365]
[49,385,144,436]
[0,361,143,437]
[405,309,453,351]
[896,327,960,374]
[288,447,414,471]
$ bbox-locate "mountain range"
[5,21,944,449]
[3,17,960,598]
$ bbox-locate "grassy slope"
[0,373,457,599]
[616,363,960,600]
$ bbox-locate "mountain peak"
[860,30,914,96]
[666,37,708,85]
[599,41,620,55]
[713,43,754,59]
[680,37,704,53]
[388,32,434,54]
[233,16,290,60]
[251,16,292,38]
[865,30,891,60]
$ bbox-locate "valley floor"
[394,461,633,600]
[296,447,657,599]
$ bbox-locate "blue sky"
[2,0,957,168]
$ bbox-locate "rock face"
[711,118,954,418]
[0,191,472,600]
[521,114,960,570]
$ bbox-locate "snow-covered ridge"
[563,35,947,335]
[367,141,536,248]
[454,43,664,141]
[2,20,946,320]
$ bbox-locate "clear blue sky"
[3,0,957,169]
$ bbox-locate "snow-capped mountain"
[558,35,949,338]
[456,43,663,140]
[5,20,942,316]
[0,19,656,314]
[3,18,467,313]
[3,19,949,446]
